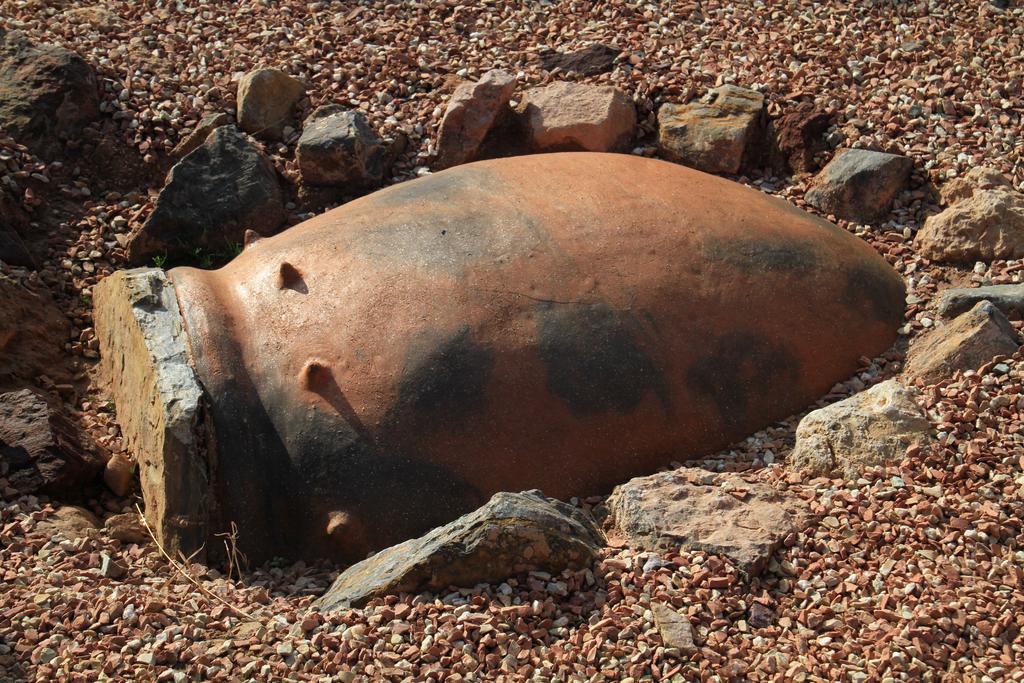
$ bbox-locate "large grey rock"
[789,380,931,479]
[936,284,1024,319]
[521,82,636,152]
[606,470,814,575]
[657,85,767,175]
[93,268,208,560]
[317,490,604,610]
[126,126,284,265]
[435,70,516,169]
[903,301,1020,384]
[0,29,99,158]
[236,68,305,141]
[804,148,913,223]
[915,186,1024,264]
[297,106,386,188]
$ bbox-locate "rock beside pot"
[904,301,1020,384]
[520,82,636,152]
[804,148,913,223]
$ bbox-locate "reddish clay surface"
[169,152,904,564]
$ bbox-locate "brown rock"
[236,68,305,140]
[435,70,516,169]
[939,166,1014,206]
[0,389,99,496]
[914,186,1024,264]
[296,106,387,188]
[903,301,1020,384]
[0,277,71,391]
[103,452,133,496]
[37,505,100,539]
[804,148,913,223]
[652,603,697,655]
[539,44,620,76]
[520,82,636,152]
[171,112,231,158]
[768,102,833,174]
[657,85,767,175]
[105,512,149,544]
[606,470,815,575]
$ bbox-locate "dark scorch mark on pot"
[703,236,820,275]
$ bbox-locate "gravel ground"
[1,1,1023,681]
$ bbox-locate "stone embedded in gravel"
[0,29,99,158]
[539,44,620,76]
[296,106,387,188]
[768,102,834,175]
[0,388,99,495]
[317,490,604,610]
[789,380,932,479]
[0,277,70,390]
[236,67,305,141]
[103,452,133,496]
[99,552,126,579]
[37,505,100,539]
[171,112,231,159]
[105,512,149,544]
[936,284,1024,319]
[520,82,636,152]
[804,148,913,223]
[606,470,814,575]
[657,85,767,175]
[652,603,697,655]
[126,126,284,264]
[914,185,1024,264]
[904,301,1020,384]
[435,69,516,169]
[939,166,1014,205]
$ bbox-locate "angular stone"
[939,166,1014,206]
[317,490,603,610]
[435,70,516,169]
[521,82,636,152]
[0,29,99,158]
[804,148,913,223]
[0,277,70,390]
[657,85,767,175]
[936,284,1024,319]
[100,552,126,579]
[768,102,833,174]
[606,470,814,575]
[92,268,208,561]
[0,389,98,495]
[37,505,100,539]
[903,301,1020,384]
[297,106,386,188]
[789,380,931,479]
[126,126,284,265]
[105,512,149,544]
[236,68,305,141]
[914,187,1024,264]
[539,44,619,76]
[171,112,231,158]
[652,603,697,655]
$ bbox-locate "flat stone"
[539,44,619,76]
[521,81,636,152]
[652,603,697,655]
[657,85,767,175]
[789,380,931,479]
[606,470,814,575]
[435,69,516,168]
[915,186,1024,264]
[105,512,149,544]
[99,552,126,579]
[903,301,1020,384]
[297,106,387,188]
[93,268,208,561]
[37,505,100,539]
[317,490,603,610]
[936,284,1024,319]
[804,148,913,223]
[236,68,305,140]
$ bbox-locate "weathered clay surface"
[540,45,619,76]
[903,300,1020,384]
[92,268,208,560]
[520,82,636,152]
[0,29,99,158]
[296,106,386,187]
[236,68,305,140]
[133,153,904,564]
[126,125,284,265]
[789,380,931,479]
[0,389,99,496]
[606,470,814,575]
[317,490,603,610]
[657,85,766,175]
[0,277,70,391]
[915,186,1024,264]
[435,70,516,168]
[936,284,1024,319]
[805,148,913,223]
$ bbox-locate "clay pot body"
[170,152,904,563]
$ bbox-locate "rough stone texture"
[317,490,604,610]
[236,68,305,140]
[0,389,99,495]
[126,126,284,265]
[936,284,1024,319]
[940,166,1014,206]
[606,470,815,575]
[36,505,100,539]
[914,186,1024,264]
[652,603,697,655]
[789,380,932,479]
[435,70,516,169]
[92,268,208,561]
[521,82,636,152]
[904,301,1020,384]
[296,106,387,187]
[804,148,913,223]
[105,513,149,544]
[103,452,133,496]
[540,44,620,76]
[0,29,99,158]
[0,277,70,391]
[657,85,767,175]
[171,112,231,158]
[767,102,833,174]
